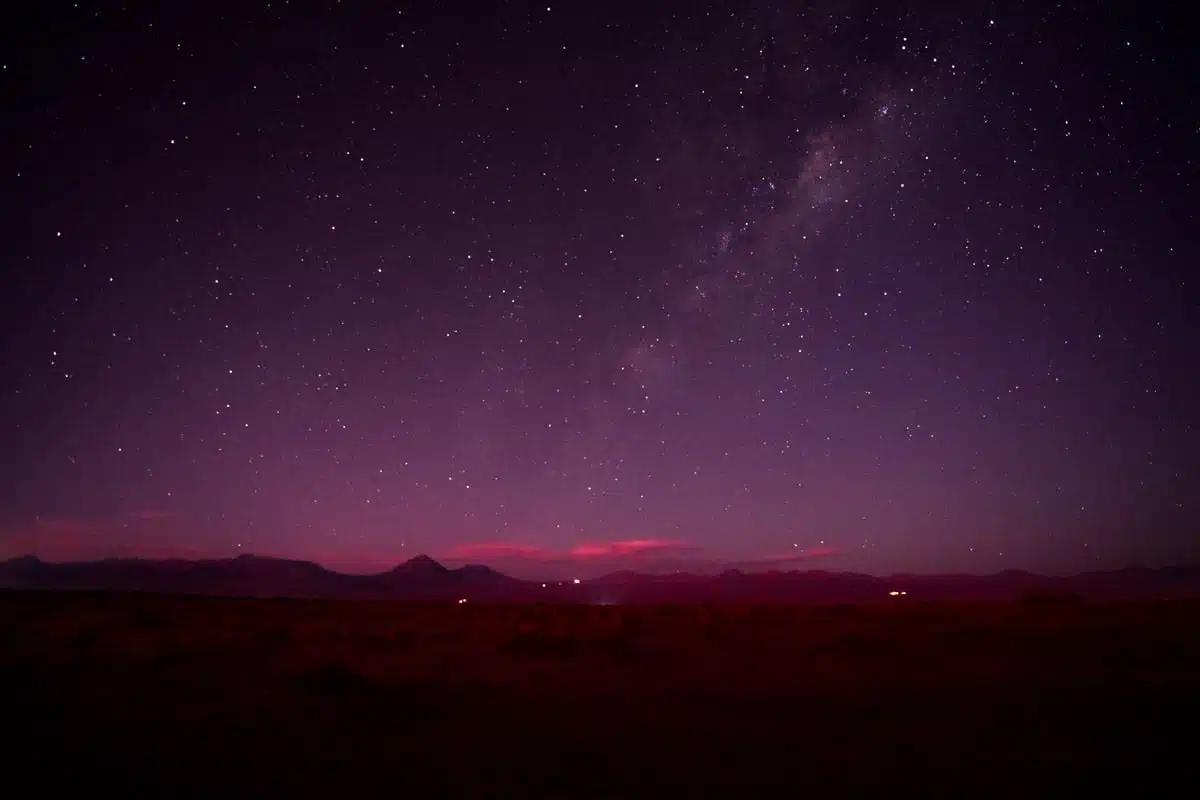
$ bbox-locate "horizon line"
[2,550,1192,582]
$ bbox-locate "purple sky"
[1,1,1195,578]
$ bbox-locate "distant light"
[889,590,907,597]
[457,598,467,604]
[541,583,547,588]
[573,578,581,585]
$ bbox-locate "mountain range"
[0,553,518,601]
[2,553,1199,603]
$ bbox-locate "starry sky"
[2,0,1195,578]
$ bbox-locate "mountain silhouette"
[386,553,449,578]
[1,554,1197,602]
[0,553,518,601]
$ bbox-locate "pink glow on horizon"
[451,538,696,562]
[1,515,839,578]
[569,538,695,558]
[450,542,559,561]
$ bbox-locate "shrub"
[1017,592,1084,609]
[503,629,580,659]
[298,662,373,696]
[259,628,293,649]
[130,607,170,631]
[70,627,100,653]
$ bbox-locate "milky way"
[1,1,1194,577]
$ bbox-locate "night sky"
[2,1,1195,578]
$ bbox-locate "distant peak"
[394,554,447,572]
[456,563,497,573]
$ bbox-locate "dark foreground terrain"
[3,591,1198,797]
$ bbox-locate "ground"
[3,591,1197,797]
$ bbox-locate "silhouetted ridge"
[388,554,449,575]
[2,556,1199,602]
[454,563,510,582]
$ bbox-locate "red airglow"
[569,539,693,558]
[452,538,696,562]
[450,542,558,561]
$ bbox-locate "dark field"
[3,591,1198,797]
